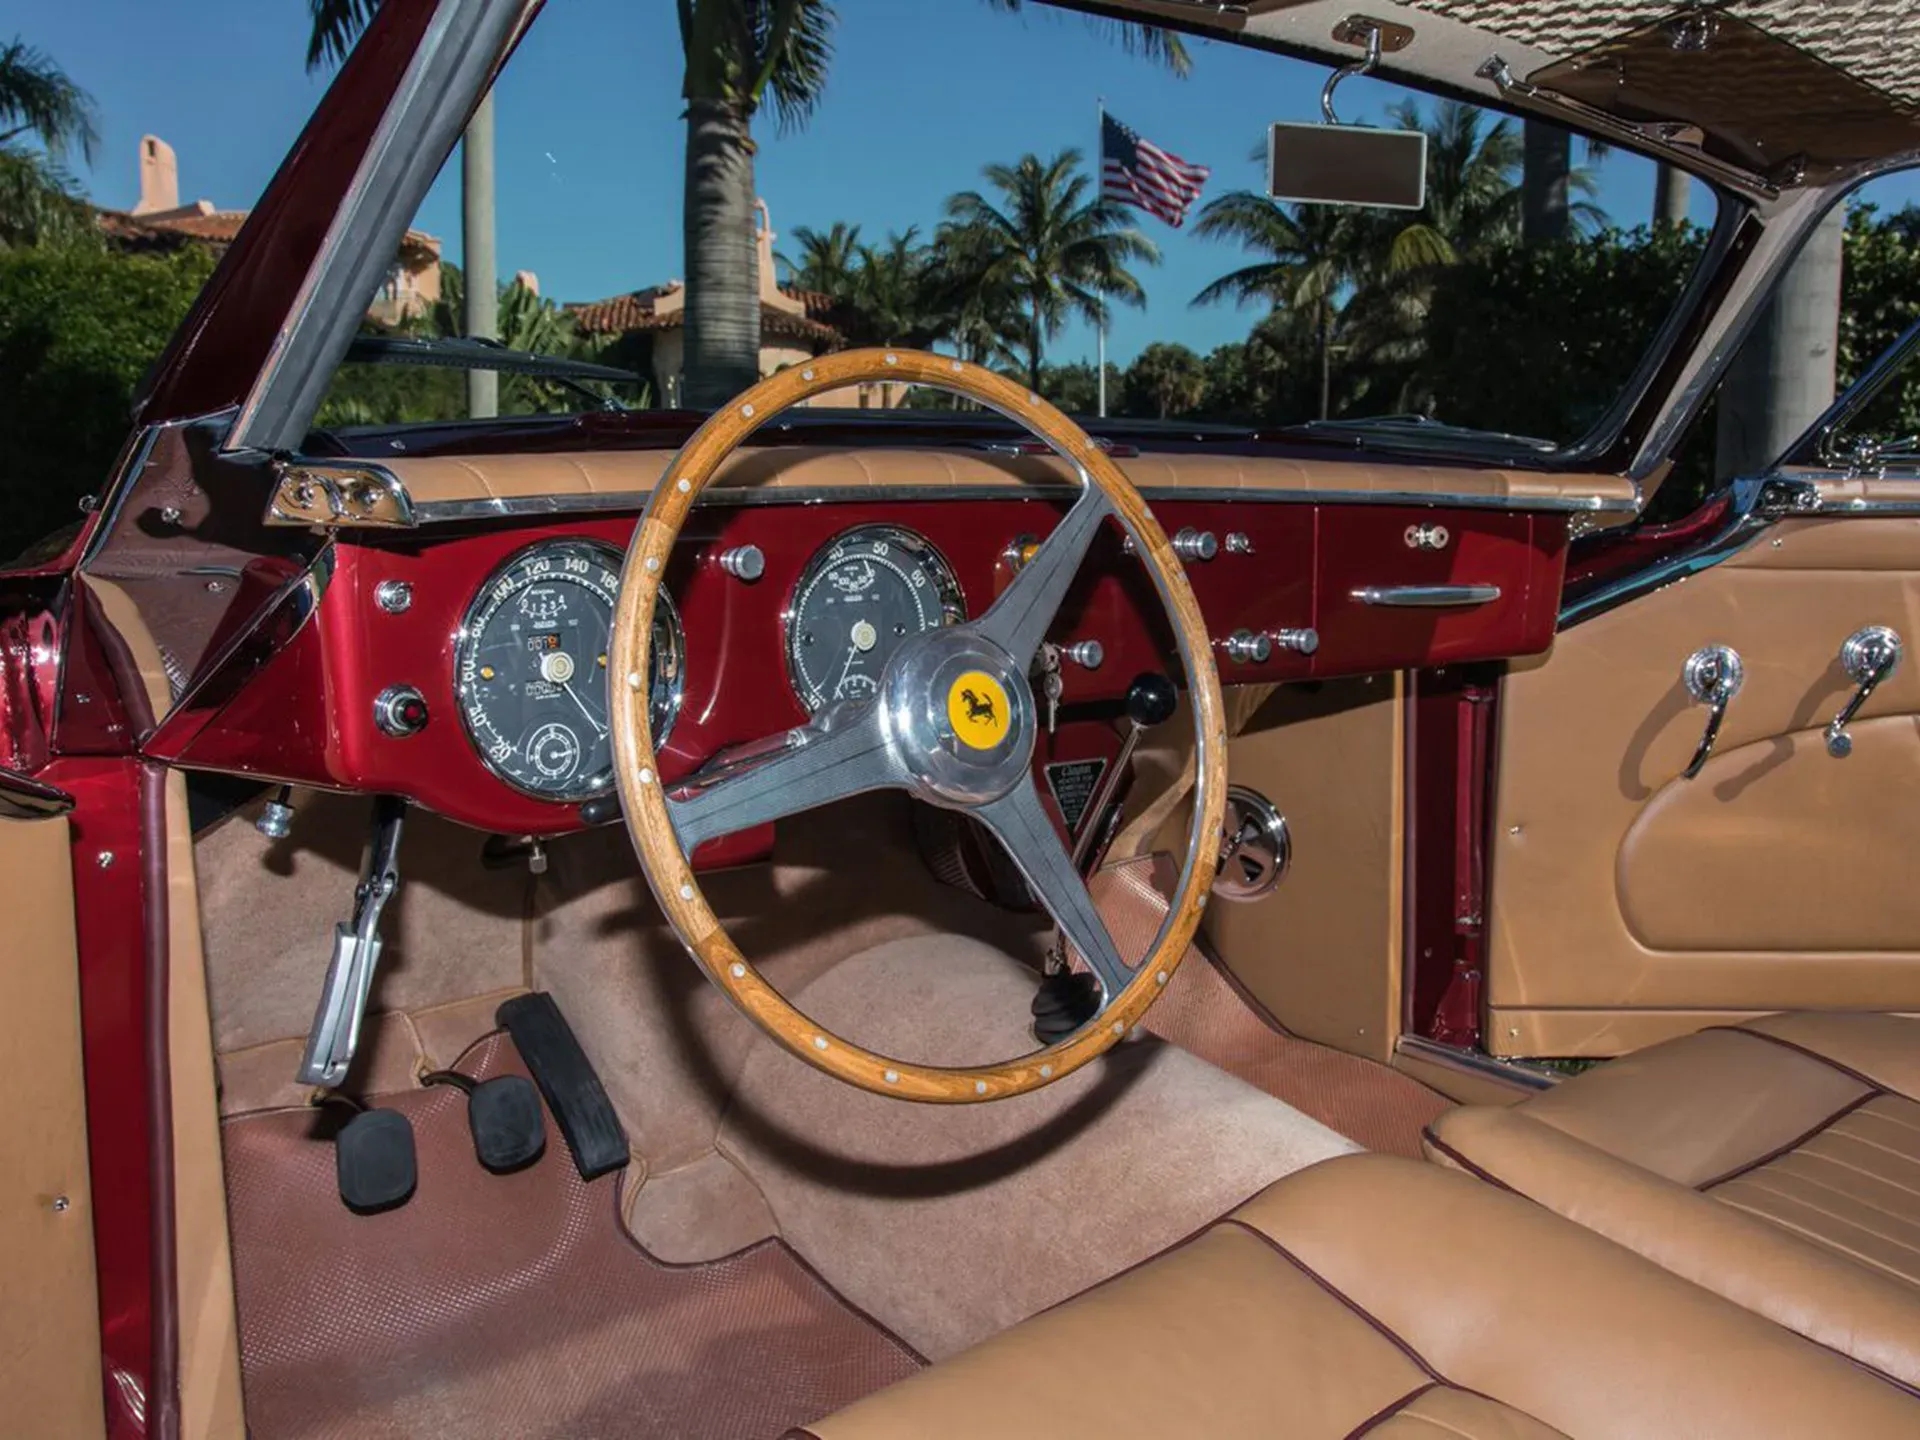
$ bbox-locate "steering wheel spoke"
[974,487,1114,668]
[667,701,900,851]
[977,781,1135,1007]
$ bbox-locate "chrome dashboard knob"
[1062,640,1104,670]
[1172,528,1219,563]
[1222,629,1272,664]
[717,545,766,582]
[1272,627,1319,655]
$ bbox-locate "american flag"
[1100,113,1210,228]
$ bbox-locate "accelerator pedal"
[497,993,629,1180]
[334,1107,418,1214]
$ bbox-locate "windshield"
[305,0,1722,454]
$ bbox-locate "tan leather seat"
[1426,1013,1920,1389]
[794,1153,1918,1439]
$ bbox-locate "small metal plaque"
[1044,758,1108,832]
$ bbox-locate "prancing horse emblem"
[959,688,998,725]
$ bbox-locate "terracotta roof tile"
[567,290,840,346]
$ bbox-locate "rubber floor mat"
[223,1033,921,1439]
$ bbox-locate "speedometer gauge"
[785,525,965,713]
[456,539,684,801]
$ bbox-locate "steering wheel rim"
[610,348,1227,1102]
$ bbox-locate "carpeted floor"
[1088,856,1453,1158]
[222,1034,921,1440]
[1144,952,1452,1158]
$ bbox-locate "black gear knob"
[1125,673,1178,729]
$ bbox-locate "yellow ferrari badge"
[947,671,1011,749]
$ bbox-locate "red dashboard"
[152,495,1568,852]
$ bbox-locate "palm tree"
[1125,342,1208,419]
[943,150,1158,392]
[778,220,862,297]
[305,1,499,416]
[0,39,100,249]
[1191,192,1369,419]
[0,38,98,159]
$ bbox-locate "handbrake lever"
[298,796,407,1086]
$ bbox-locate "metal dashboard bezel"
[452,536,684,803]
[780,522,968,715]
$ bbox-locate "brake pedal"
[334,1107,417,1214]
[423,1069,546,1173]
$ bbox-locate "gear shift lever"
[1069,672,1178,872]
[1034,673,1177,1043]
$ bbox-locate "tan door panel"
[1619,717,1920,951]
[0,810,106,1437]
[1489,517,1920,1055]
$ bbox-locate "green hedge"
[0,244,216,560]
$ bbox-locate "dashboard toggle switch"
[374,685,430,737]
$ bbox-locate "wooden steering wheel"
[610,349,1227,1102]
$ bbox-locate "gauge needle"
[560,679,608,737]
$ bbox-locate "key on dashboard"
[1038,644,1064,734]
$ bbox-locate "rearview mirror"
[1267,122,1427,210]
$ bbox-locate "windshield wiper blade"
[1288,413,1557,454]
[345,335,642,412]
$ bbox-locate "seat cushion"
[1427,1014,1920,1388]
[796,1154,1919,1439]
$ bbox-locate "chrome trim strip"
[0,768,76,820]
[1395,1035,1560,1092]
[1564,472,1920,630]
[271,480,1639,529]
[228,0,536,452]
[1353,584,1502,608]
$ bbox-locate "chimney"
[134,135,180,215]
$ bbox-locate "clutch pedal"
[333,1106,417,1214]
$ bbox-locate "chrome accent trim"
[0,769,76,820]
[286,479,1641,529]
[1680,645,1744,779]
[1566,471,1920,631]
[229,0,536,452]
[1395,1035,1561,1092]
[1353,584,1501,608]
[268,461,416,528]
[1827,624,1901,758]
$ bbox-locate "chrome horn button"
[881,630,1035,806]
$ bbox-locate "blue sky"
[27,0,1920,367]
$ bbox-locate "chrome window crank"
[1826,625,1902,758]
[1681,645,1744,779]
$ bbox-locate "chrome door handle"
[1351,584,1501,608]
[1826,625,1901,758]
[1681,645,1744,779]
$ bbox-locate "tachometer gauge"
[456,539,683,801]
[785,525,965,713]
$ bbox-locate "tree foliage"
[0,244,217,560]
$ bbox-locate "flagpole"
[1097,96,1108,419]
